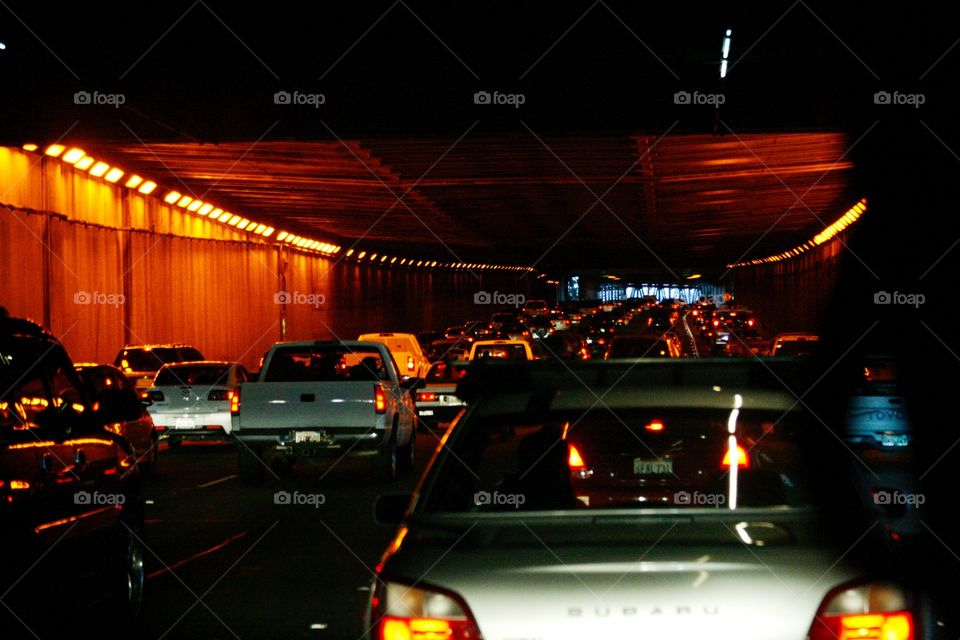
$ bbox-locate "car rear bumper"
[233,427,388,454]
[151,410,232,433]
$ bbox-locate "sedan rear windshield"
[116,348,180,372]
[421,407,811,513]
[155,365,230,386]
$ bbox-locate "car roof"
[159,360,236,368]
[120,343,198,350]
[472,339,529,346]
[271,340,385,349]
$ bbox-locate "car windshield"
[155,365,230,386]
[425,361,471,382]
[264,346,388,381]
[774,339,819,357]
[473,344,528,360]
[116,347,180,372]
[421,404,811,513]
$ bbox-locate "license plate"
[633,459,673,475]
[294,430,333,445]
[175,418,195,429]
[880,433,909,447]
[418,410,435,416]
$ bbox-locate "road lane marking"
[147,530,248,579]
[197,474,239,488]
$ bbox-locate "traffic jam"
[0,2,955,639]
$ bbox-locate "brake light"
[375,385,387,414]
[713,319,720,327]
[406,356,415,372]
[645,420,665,432]
[747,318,755,327]
[229,388,240,415]
[808,582,913,640]
[722,444,750,468]
[568,444,586,471]
[208,389,230,401]
[417,392,437,402]
[374,581,482,640]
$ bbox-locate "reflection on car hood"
[385,514,860,640]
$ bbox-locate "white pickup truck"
[230,340,421,482]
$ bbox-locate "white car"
[146,361,250,445]
[468,339,535,361]
[357,332,430,378]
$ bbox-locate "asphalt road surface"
[138,434,436,639]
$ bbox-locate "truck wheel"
[397,422,415,475]
[110,521,145,623]
[238,442,265,484]
[374,420,399,481]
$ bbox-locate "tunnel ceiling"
[88,131,854,271]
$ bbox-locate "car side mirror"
[374,493,412,525]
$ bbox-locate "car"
[525,315,553,339]
[232,341,420,482]
[358,332,431,378]
[145,361,250,446]
[367,359,930,640]
[489,311,517,330]
[521,299,550,318]
[1,316,145,632]
[426,338,472,362]
[468,339,535,361]
[75,363,160,474]
[604,333,681,358]
[415,360,470,430]
[770,332,820,357]
[539,331,591,360]
[114,343,205,390]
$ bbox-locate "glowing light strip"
[727,198,867,268]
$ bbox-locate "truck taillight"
[229,388,240,415]
[373,581,482,640]
[417,392,437,402]
[406,356,415,372]
[375,385,387,414]
[722,443,750,468]
[568,444,586,471]
[808,582,913,640]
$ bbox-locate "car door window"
[1,373,51,433]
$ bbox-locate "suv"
[1,316,146,632]
[114,343,205,390]
[357,333,430,378]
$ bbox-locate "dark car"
[1,316,146,633]
[604,334,681,358]
[75,363,160,474]
[539,331,590,360]
[415,360,471,430]
[114,343,205,390]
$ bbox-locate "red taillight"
[374,581,482,640]
[712,319,720,327]
[722,444,750,468]
[375,385,387,414]
[645,420,665,432]
[809,582,913,640]
[417,392,437,402]
[747,318,755,326]
[406,356,415,372]
[568,444,586,471]
[229,388,240,415]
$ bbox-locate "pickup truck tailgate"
[236,381,379,430]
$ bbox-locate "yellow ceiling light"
[89,162,111,177]
[218,212,232,223]
[391,257,397,264]
[263,227,275,238]
[253,223,266,234]
[380,255,388,262]
[105,168,124,183]
[276,231,288,241]
[187,200,204,212]
[164,191,182,204]
[62,148,86,164]
[357,251,366,259]
[345,248,354,257]
[197,203,213,215]
[208,208,223,218]
[176,195,193,208]
[227,215,241,226]
[44,144,66,157]
[138,181,157,195]
[22,143,38,152]
[74,156,95,170]
[125,175,143,189]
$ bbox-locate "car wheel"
[238,442,266,484]
[111,522,145,622]
[373,419,399,480]
[397,420,415,475]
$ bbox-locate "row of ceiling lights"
[727,198,868,268]
[25,143,532,271]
